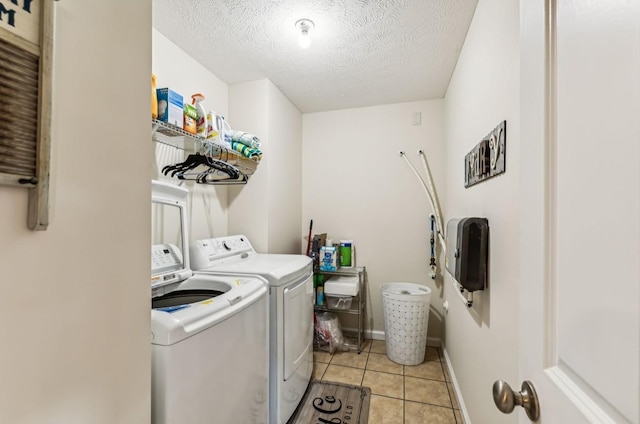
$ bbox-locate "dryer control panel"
[190,235,255,269]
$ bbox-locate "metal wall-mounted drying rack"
[400,149,476,307]
[152,119,260,185]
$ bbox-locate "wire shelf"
[151,119,260,174]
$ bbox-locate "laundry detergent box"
[183,103,198,135]
[156,88,183,127]
[319,246,339,271]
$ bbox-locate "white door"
[516,0,639,423]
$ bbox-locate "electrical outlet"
[412,112,422,125]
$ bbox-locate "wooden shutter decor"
[0,0,54,230]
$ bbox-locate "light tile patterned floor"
[313,340,463,424]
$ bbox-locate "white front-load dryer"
[190,236,314,424]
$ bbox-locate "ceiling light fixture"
[295,18,315,49]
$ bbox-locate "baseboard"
[366,329,385,340]
[441,345,471,424]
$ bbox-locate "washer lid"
[151,273,268,346]
[151,180,192,296]
[197,253,312,286]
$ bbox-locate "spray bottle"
[191,93,207,138]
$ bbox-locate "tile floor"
[313,340,463,424]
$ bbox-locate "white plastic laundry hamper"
[381,283,432,365]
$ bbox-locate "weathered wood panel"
[0,0,53,229]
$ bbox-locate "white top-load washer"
[190,236,314,424]
[151,181,269,424]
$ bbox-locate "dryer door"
[283,273,314,381]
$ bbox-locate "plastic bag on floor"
[315,312,345,353]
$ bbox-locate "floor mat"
[288,380,371,424]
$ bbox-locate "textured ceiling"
[153,0,478,113]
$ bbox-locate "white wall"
[302,100,446,340]
[266,82,303,254]
[443,0,520,422]
[228,79,303,254]
[0,1,151,423]
[228,80,270,252]
[152,29,230,240]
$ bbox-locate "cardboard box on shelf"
[319,245,339,271]
[157,88,183,127]
[183,103,197,134]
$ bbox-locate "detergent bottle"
[218,115,232,149]
[151,73,158,119]
[191,93,207,138]
[206,111,219,141]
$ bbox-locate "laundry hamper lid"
[380,282,431,302]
